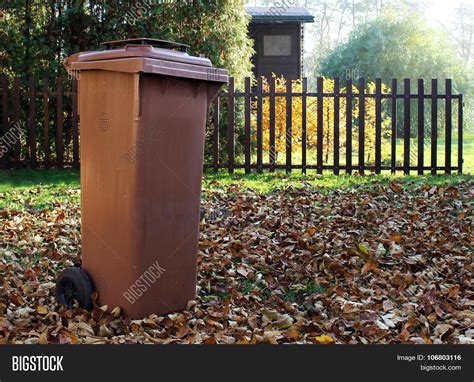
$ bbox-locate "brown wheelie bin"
[56,38,228,318]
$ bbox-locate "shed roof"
[246,6,314,23]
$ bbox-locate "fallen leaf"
[362,261,379,274]
[36,306,48,315]
[315,335,335,344]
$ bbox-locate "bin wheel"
[56,267,93,309]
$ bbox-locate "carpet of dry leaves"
[0,179,473,344]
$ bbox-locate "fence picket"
[431,79,438,175]
[56,77,64,168]
[72,79,79,168]
[317,77,323,174]
[375,78,382,174]
[458,95,463,175]
[257,77,263,173]
[269,77,276,172]
[212,97,220,171]
[244,77,251,174]
[391,79,397,174]
[403,79,411,175]
[28,77,37,168]
[43,78,50,167]
[358,78,365,175]
[346,79,353,174]
[285,80,292,173]
[417,79,424,175]
[1,76,10,169]
[445,79,452,175]
[302,77,307,174]
[333,77,340,175]
[13,78,21,168]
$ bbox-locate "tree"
[0,0,254,83]
[319,9,468,89]
[319,9,474,134]
[0,1,253,164]
[297,0,410,86]
[451,1,474,66]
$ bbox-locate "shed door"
[253,24,300,80]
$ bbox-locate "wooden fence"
[207,77,464,175]
[0,76,464,175]
[0,76,79,169]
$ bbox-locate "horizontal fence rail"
[0,76,464,175]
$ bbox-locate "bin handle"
[101,38,189,53]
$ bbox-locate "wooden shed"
[247,7,314,80]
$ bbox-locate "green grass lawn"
[204,171,471,192]
[0,133,471,209]
[0,168,80,209]
[235,133,473,173]
[393,134,474,173]
[461,134,474,171]
[0,167,471,209]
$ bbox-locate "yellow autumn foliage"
[252,75,391,163]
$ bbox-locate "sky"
[424,0,464,29]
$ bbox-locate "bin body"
[66,40,227,318]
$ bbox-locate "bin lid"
[102,38,191,53]
[64,38,228,83]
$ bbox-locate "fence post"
[458,95,463,175]
[28,77,37,168]
[445,79,452,174]
[244,77,251,174]
[391,79,397,174]
[302,77,307,175]
[212,97,220,171]
[72,79,79,168]
[285,79,292,174]
[43,78,50,167]
[375,78,382,174]
[403,78,411,175]
[345,79,352,174]
[56,77,64,168]
[13,78,21,168]
[1,76,10,169]
[431,79,438,175]
[317,77,323,174]
[417,79,424,175]
[358,78,365,175]
[257,77,263,173]
[333,77,340,175]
